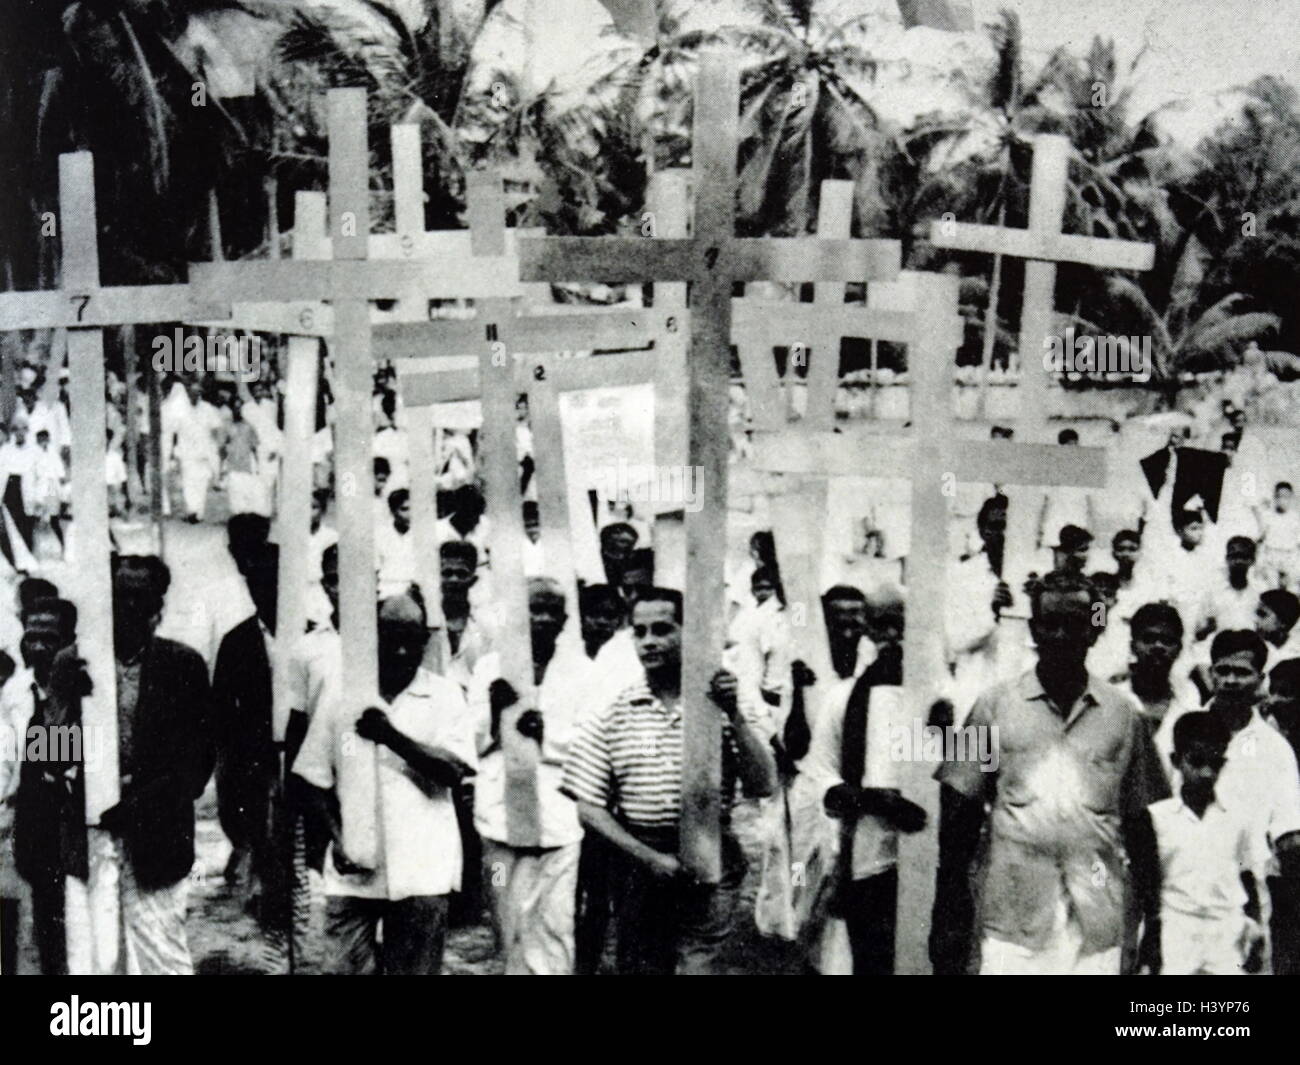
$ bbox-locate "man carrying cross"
[292,592,476,975]
[562,587,777,974]
[931,568,1169,975]
[467,576,594,974]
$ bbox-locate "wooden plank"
[731,300,959,349]
[328,89,383,867]
[929,220,1154,271]
[478,296,542,846]
[391,124,425,236]
[803,181,855,429]
[122,325,141,512]
[525,354,581,648]
[678,51,739,884]
[469,170,541,846]
[404,402,446,670]
[61,152,122,975]
[0,284,229,331]
[894,272,956,976]
[517,236,900,284]
[188,257,523,303]
[649,169,691,558]
[751,432,1108,487]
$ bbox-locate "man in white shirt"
[1148,508,1215,639]
[468,577,594,974]
[1256,589,1300,674]
[1154,629,1300,968]
[1258,482,1300,591]
[375,488,416,601]
[172,382,223,523]
[293,592,476,974]
[1201,536,1268,640]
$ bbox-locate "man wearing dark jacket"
[62,555,215,974]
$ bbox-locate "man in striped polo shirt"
[563,586,777,974]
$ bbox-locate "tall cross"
[188,90,524,858]
[0,153,236,973]
[929,133,1156,597]
[515,50,901,881]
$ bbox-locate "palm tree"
[937,7,1073,407]
[726,0,891,238]
[1096,281,1280,405]
[1173,76,1300,355]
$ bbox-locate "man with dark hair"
[578,584,623,661]
[1256,588,1300,671]
[9,599,76,973]
[376,487,416,601]
[931,569,1169,975]
[57,555,215,973]
[1112,602,1199,736]
[469,577,595,973]
[1265,658,1300,973]
[294,592,475,974]
[598,522,638,589]
[564,587,776,973]
[804,587,924,973]
[1259,481,1300,590]
[1051,524,1093,575]
[1201,536,1266,640]
[1155,629,1300,973]
[1131,711,1265,975]
[212,541,292,967]
[439,539,489,691]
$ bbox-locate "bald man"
[293,593,476,974]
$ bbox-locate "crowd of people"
[1,348,1300,977]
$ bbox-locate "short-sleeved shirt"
[1148,796,1260,920]
[562,680,772,832]
[292,667,475,900]
[936,669,1169,955]
[468,645,596,848]
[1155,704,1300,876]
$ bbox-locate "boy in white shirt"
[1258,481,1300,590]
[1135,711,1265,974]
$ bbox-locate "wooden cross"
[928,133,1156,596]
[929,134,1154,440]
[0,152,239,973]
[189,90,523,858]
[515,50,902,881]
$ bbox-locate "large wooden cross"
[928,133,1156,595]
[0,153,234,973]
[513,50,901,881]
[188,90,527,859]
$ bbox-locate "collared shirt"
[468,644,596,848]
[293,667,475,900]
[1201,571,1267,634]
[445,612,491,695]
[375,522,416,600]
[286,624,340,723]
[562,679,772,831]
[1155,704,1300,876]
[1113,675,1201,732]
[937,669,1169,954]
[1148,796,1261,920]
